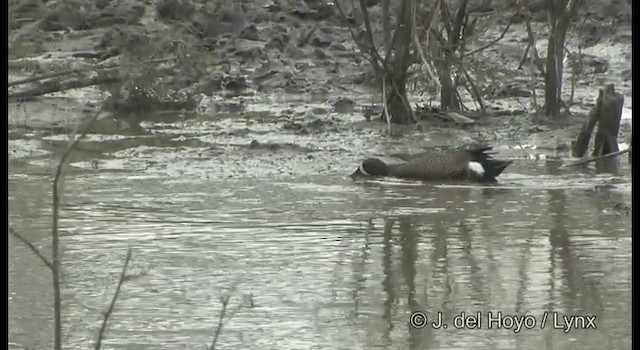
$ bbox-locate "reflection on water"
[9,160,632,350]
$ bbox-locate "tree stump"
[571,84,624,172]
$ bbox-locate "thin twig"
[333,0,385,74]
[382,77,391,133]
[209,294,231,350]
[51,106,105,350]
[463,16,514,58]
[459,63,485,111]
[94,248,133,350]
[564,148,631,167]
[9,227,54,271]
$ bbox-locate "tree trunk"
[436,0,468,111]
[544,0,582,118]
[439,65,460,111]
[592,84,624,156]
[571,84,624,173]
[572,89,603,157]
[385,76,413,124]
[381,0,391,53]
[382,0,415,124]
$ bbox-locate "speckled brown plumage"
[351,145,513,183]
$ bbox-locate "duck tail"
[468,147,513,181]
[482,159,513,181]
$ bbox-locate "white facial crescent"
[358,162,370,176]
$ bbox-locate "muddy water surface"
[8,101,632,350]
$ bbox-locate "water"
[8,153,632,350]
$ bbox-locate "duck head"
[350,158,390,178]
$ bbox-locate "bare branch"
[51,105,105,350]
[209,293,231,350]
[333,0,385,71]
[459,65,485,110]
[9,227,54,271]
[382,78,392,134]
[564,149,630,167]
[359,0,379,61]
[463,16,514,58]
[94,248,133,350]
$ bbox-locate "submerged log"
[8,71,122,101]
[571,84,624,172]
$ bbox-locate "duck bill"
[350,168,363,179]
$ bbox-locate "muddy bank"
[8,0,633,173]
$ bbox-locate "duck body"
[351,145,513,183]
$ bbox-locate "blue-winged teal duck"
[351,145,513,183]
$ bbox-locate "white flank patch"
[467,161,485,176]
[359,162,370,176]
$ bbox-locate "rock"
[291,1,334,20]
[310,30,335,47]
[9,0,44,30]
[249,139,261,149]
[331,43,347,51]
[612,30,632,44]
[485,80,532,99]
[156,0,195,22]
[232,39,265,61]
[266,32,289,51]
[284,45,307,60]
[332,97,355,113]
[238,24,260,41]
[40,0,91,31]
[294,62,311,70]
[446,112,475,125]
[313,48,327,59]
[298,27,335,48]
[95,26,155,58]
[613,202,631,215]
[263,2,282,12]
[284,78,306,94]
[250,61,282,84]
[254,69,302,93]
[311,107,328,115]
[567,53,609,74]
[349,73,367,85]
[192,8,246,39]
[88,2,146,28]
[224,75,248,91]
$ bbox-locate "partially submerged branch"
[208,293,231,350]
[94,248,133,350]
[50,105,104,350]
[564,149,630,167]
